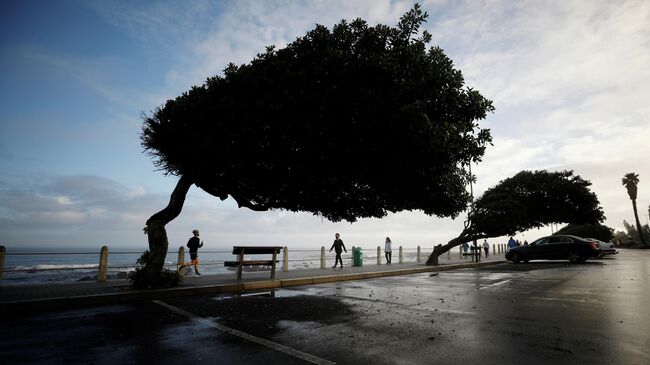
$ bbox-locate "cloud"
[4,1,649,250]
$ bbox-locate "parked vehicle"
[505,234,601,263]
[587,238,618,258]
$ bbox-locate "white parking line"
[477,279,511,290]
[152,300,335,365]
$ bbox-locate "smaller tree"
[427,170,604,264]
[621,173,647,245]
[612,230,630,246]
[556,223,614,242]
[623,220,650,245]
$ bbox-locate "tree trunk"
[426,230,474,265]
[142,175,193,279]
[631,199,648,245]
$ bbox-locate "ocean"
[1,246,424,286]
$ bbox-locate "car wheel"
[569,252,585,263]
[511,253,521,264]
[523,259,529,263]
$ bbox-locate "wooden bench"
[224,246,283,281]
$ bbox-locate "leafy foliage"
[141,4,493,223]
[129,250,182,289]
[556,223,614,242]
[620,220,650,244]
[469,170,604,238]
[427,170,605,264]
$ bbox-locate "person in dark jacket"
[329,233,347,268]
[180,229,204,275]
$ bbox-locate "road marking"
[152,300,335,365]
[432,308,478,316]
[477,279,511,290]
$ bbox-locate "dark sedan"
[505,234,602,263]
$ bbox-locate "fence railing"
[0,243,508,284]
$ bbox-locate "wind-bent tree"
[556,223,614,242]
[140,5,494,280]
[427,170,604,264]
[621,172,647,245]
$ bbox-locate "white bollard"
[321,246,326,269]
[399,246,403,264]
[98,245,108,282]
[417,246,421,262]
[0,246,5,283]
[377,246,381,265]
[283,246,289,272]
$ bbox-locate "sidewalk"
[0,254,505,313]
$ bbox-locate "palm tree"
[622,173,647,245]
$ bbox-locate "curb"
[1,260,505,313]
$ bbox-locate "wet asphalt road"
[1,250,649,364]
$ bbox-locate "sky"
[1,0,649,251]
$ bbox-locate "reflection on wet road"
[1,250,648,364]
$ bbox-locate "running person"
[180,229,203,275]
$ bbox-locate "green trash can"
[353,247,363,267]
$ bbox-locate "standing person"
[507,236,517,251]
[180,229,203,275]
[482,239,490,257]
[329,233,347,268]
[462,242,469,255]
[384,237,392,264]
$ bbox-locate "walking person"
[507,236,517,251]
[384,237,392,264]
[462,242,469,255]
[482,239,490,258]
[179,229,203,275]
[329,233,347,268]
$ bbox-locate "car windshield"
[531,238,547,245]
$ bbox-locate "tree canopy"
[556,223,614,242]
[427,170,605,264]
[141,4,493,224]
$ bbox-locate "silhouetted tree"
[622,172,647,245]
[140,5,494,280]
[556,223,614,242]
[427,170,604,264]
[622,219,650,245]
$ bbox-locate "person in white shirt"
[385,237,392,264]
[482,239,490,258]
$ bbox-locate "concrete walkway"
[0,255,505,313]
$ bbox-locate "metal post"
[283,246,289,272]
[351,246,355,265]
[98,245,108,282]
[399,246,403,264]
[321,246,326,269]
[0,246,5,283]
[417,246,421,262]
[447,249,451,260]
[377,246,381,265]
[459,245,462,258]
[177,246,185,268]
